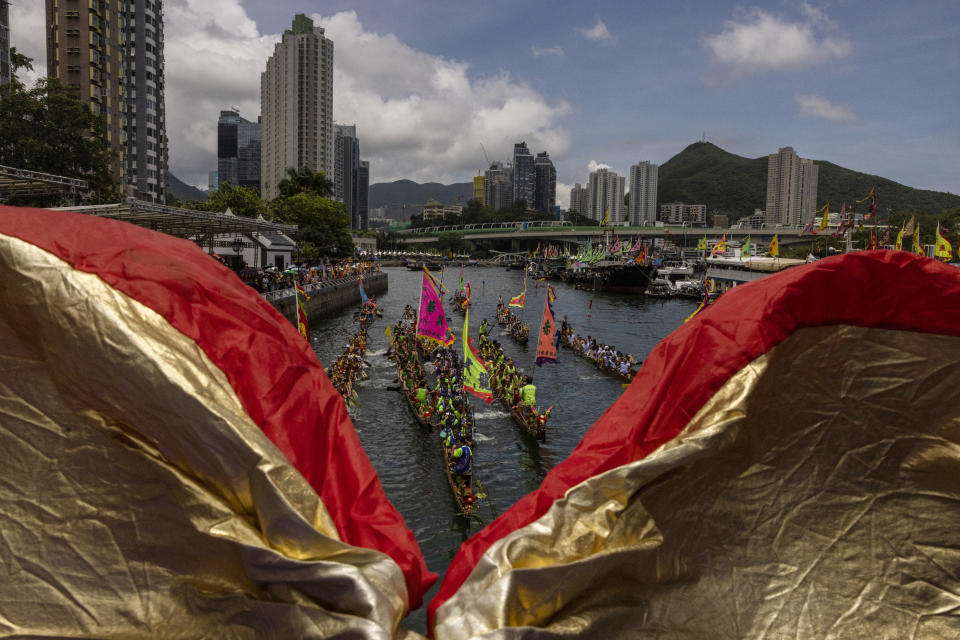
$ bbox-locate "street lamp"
[231,237,244,268]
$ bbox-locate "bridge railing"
[400,220,573,235]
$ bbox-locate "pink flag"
[417,268,451,344]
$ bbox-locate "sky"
[10,1,960,207]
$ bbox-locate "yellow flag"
[936,224,953,261]
[695,237,707,250]
[600,207,609,226]
[913,224,925,256]
[895,224,905,251]
[817,203,830,231]
[769,234,779,257]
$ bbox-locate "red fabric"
[0,206,435,610]
[429,250,960,628]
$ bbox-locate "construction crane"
[480,143,491,168]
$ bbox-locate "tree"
[0,52,119,205]
[182,182,267,218]
[276,166,334,199]
[270,193,354,258]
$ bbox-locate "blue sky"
[11,1,960,204]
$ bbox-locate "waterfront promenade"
[264,272,388,325]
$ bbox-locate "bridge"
[395,220,863,249]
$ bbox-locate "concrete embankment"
[265,272,388,325]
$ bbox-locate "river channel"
[307,265,698,631]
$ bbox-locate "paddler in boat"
[479,318,488,337]
[451,442,472,475]
[521,376,537,420]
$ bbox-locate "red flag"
[535,297,558,366]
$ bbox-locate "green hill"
[658,142,960,219]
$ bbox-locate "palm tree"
[276,166,334,199]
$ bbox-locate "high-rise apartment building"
[765,147,818,227]
[472,175,485,205]
[569,184,590,216]
[46,0,167,201]
[357,160,369,230]
[627,161,659,226]
[512,142,535,208]
[660,202,706,226]
[261,14,334,201]
[588,168,625,223]
[484,161,512,211]
[334,124,361,228]
[217,109,261,192]
[1,0,10,91]
[45,0,127,186]
[534,151,556,215]
[123,0,168,202]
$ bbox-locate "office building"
[45,0,127,187]
[334,124,358,226]
[261,14,334,200]
[208,171,218,191]
[588,167,624,223]
[512,142,534,208]
[627,161,659,226]
[484,161,512,211]
[534,151,556,215]
[217,109,261,192]
[1,0,10,91]
[472,174,484,205]
[765,147,818,227]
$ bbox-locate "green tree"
[271,193,354,257]
[182,182,267,218]
[276,166,334,199]
[0,52,119,205]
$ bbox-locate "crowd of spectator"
[236,260,382,294]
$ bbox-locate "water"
[308,265,698,632]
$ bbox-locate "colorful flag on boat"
[895,223,905,251]
[695,236,707,250]
[464,282,471,303]
[423,265,447,294]
[630,236,643,252]
[817,203,830,232]
[741,236,752,259]
[859,186,877,220]
[600,207,609,227]
[610,236,621,254]
[936,223,953,261]
[508,290,525,308]
[903,215,915,237]
[547,285,557,303]
[462,305,493,404]
[535,296,558,366]
[295,285,309,339]
[800,218,817,236]
[769,234,779,257]
[358,276,368,305]
[417,267,451,344]
[711,234,726,257]
[866,229,877,250]
[913,224,925,257]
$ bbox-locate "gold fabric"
[0,235,416,638]
[435,325,960,639]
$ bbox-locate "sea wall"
[266,272,388,325]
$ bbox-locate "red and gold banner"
[0,205,433,636]
[430,250,960,638]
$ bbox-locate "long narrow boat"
[441,441,473,517]
[559,327,638,382]
[495,307,530,345]
[394,359,436,429]
[480,336,548,441]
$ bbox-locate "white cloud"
[578,19,616,43]
[795,93,856,122]
[315,11,570,186]
[555,182,573,209]
[587,160,613,173]
[8,2,46,86]
[531,45,564,58]
[8,2,571,190]
[703,6,851,74]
